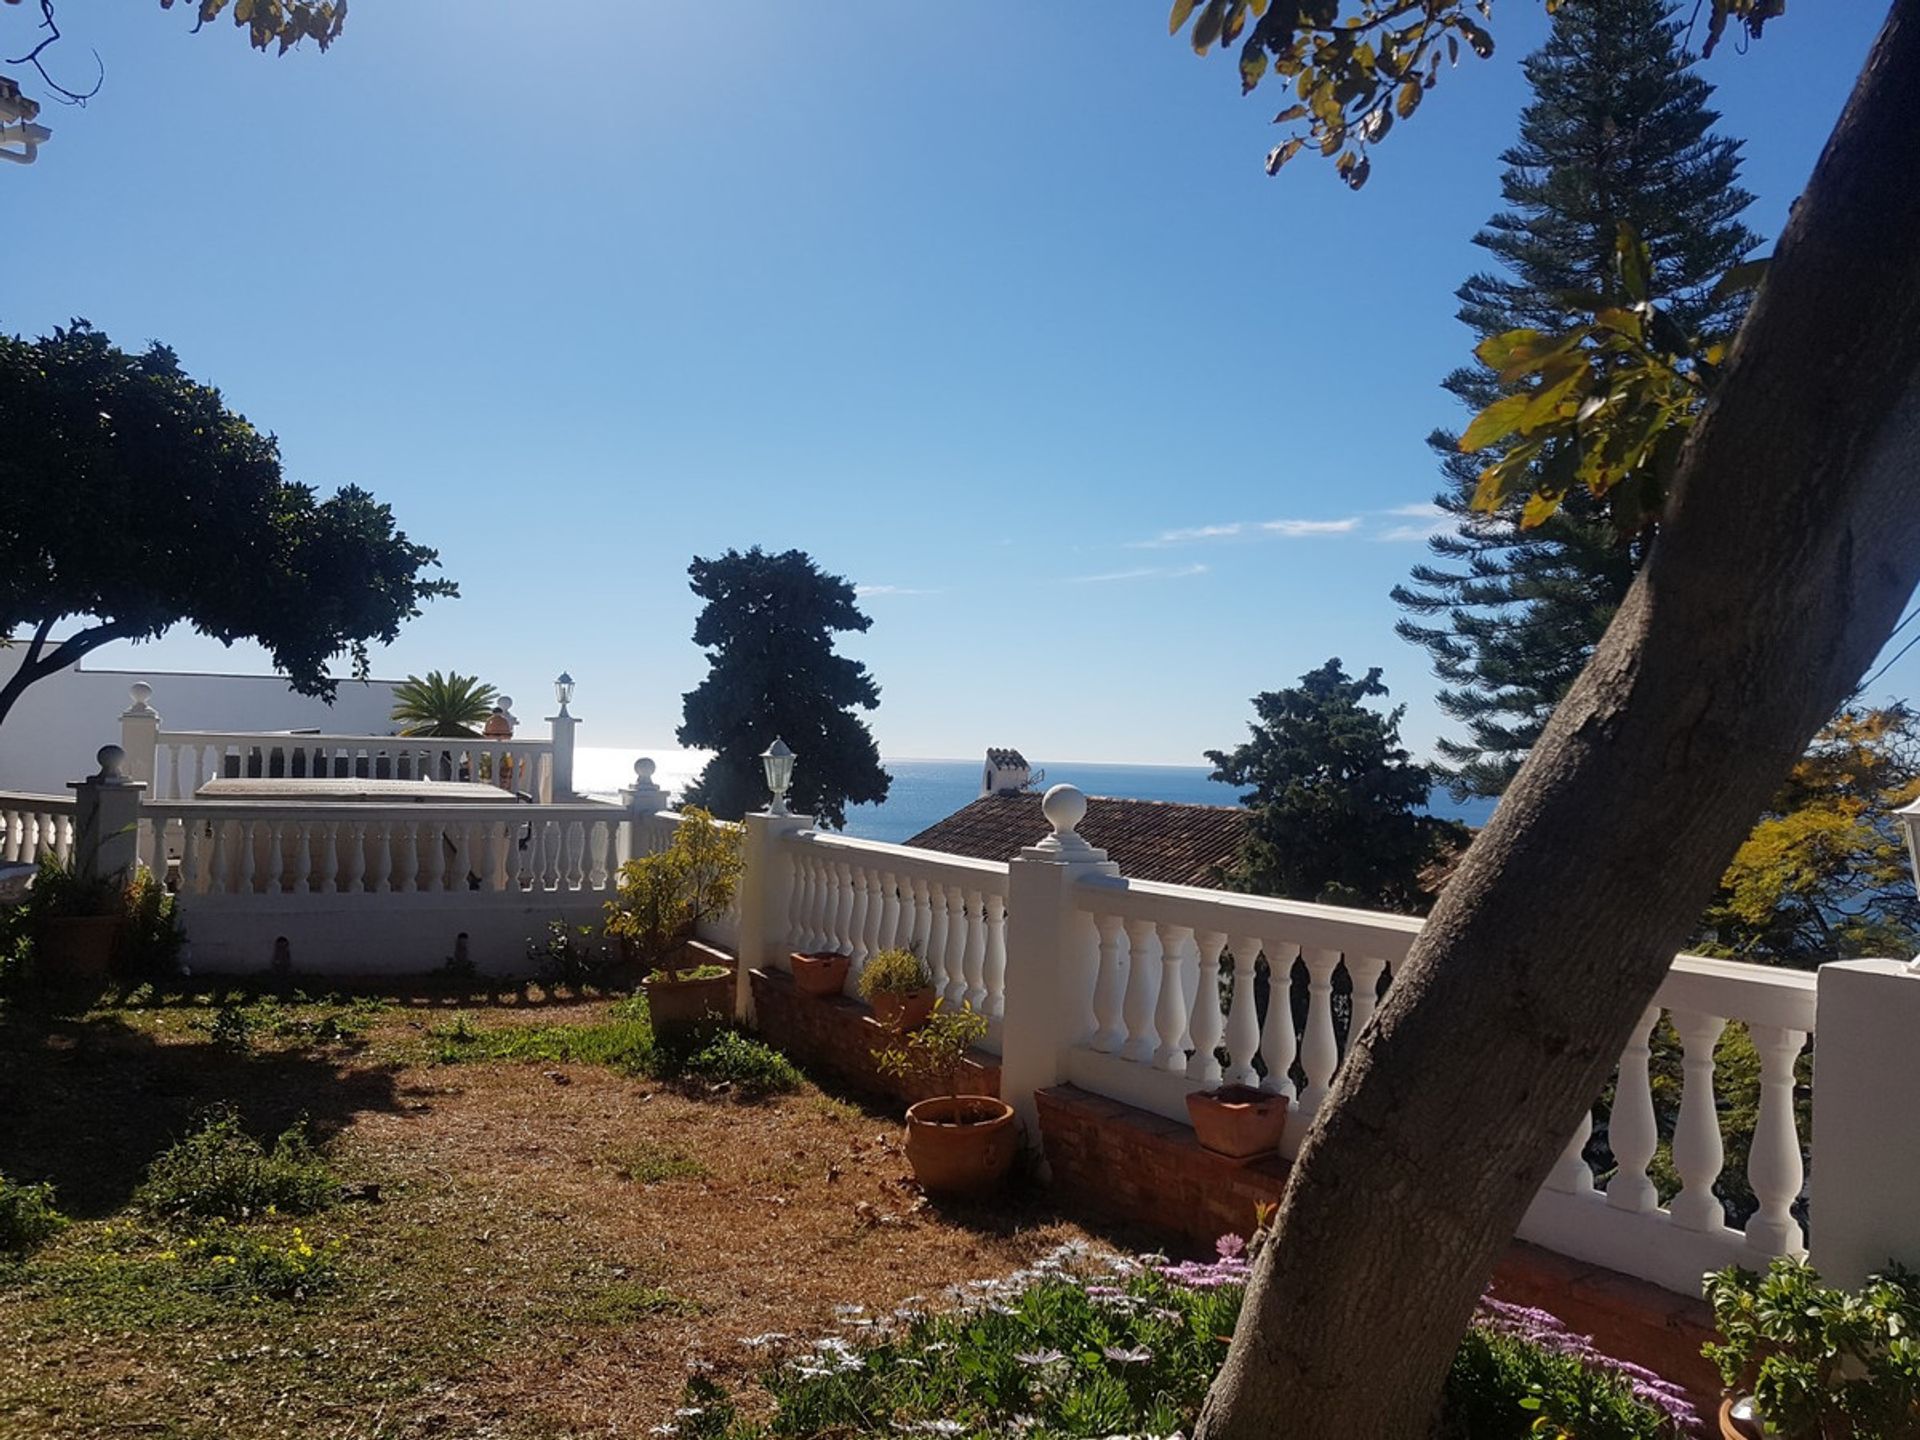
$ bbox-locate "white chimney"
[981,747,1032,797]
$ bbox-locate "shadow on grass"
[0,990,405,1220]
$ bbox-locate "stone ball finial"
[498,696,513,712]
[96,744,127,779]
[634,757,657,783]
[128,681,153,707]
[1042,783,1088,838]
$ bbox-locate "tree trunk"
[1195,6,1920,1437]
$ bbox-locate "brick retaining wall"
[748,967,1000,1108]
[1036,1083,1722,1421]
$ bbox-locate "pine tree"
[678,547,891,830]
[1392,0,1761,800]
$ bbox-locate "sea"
[574,747,1498,844]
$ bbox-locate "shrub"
[134,1110,336,1224]
[1704,1257,1920,1439]
[118,866,185,978]
[0,1172,68,1258]
[872,1001,987,1098]
[856,948,928,1001]
[605,808,743,975]
[672,1030,803,1096]
[527,919,614,987]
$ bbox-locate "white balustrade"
[147,730,555,802]
[0,792,76,865]
[779,832,1010,1040]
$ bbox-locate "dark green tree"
[0,321,455,730]
[1391,0,1762,799]
[1206,659,1465,914]
[677,548,890,830]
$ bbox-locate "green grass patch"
[569,1279,695,1326]
[607,1142,709,1185]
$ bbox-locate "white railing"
[0,790,76,865]
[140,799,625,897]
[1521,956,1815,1293]
[1060,867,1816,1293]
[148,730,555,803]
[1067,875,1421,1146]
[785,831,1011,1043]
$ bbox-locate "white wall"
[0,645,403,793]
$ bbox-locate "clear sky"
[4,2,1909,765]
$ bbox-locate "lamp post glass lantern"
[761,737,795,815]
[553,672,575,714]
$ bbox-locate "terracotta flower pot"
[903,1095,1017,1195]
[1186,1084,1288,1162]
[870,987,937,1032]
[39,915,121,981]
[790,950,851,998]
[642,972,734,1037]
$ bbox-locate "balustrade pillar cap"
[1024,783,1108,863]
[121,680,157,719]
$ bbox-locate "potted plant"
[605,807,741,1037]
[875,1003,1016,1195]
[25,853,122,981]
[790,948,851,998]
[1186,1083,1289,1163]
[857,947,936,1030]
[1704,1257,1920,1439]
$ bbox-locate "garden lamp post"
[547,673,578,801]
[761,737,795,816]
[0,75,51,165]
[1898,798,1920,972]
[553,672,575,716]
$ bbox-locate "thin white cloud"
[1130,517,1360,548]
[1068,563,1211,585]
[1373,502,1452,543]
[855,584,942,597]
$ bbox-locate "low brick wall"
[749,968,1000,1108]
[1036,1084,1720,1423]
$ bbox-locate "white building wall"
[0,645,403,793]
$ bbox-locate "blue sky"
[4,2,1908,765]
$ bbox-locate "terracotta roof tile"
[906,791,1247,888]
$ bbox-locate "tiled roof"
[907,791,1247,889]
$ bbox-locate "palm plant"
[390,671,497,737]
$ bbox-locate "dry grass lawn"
[0,982,1110,1439]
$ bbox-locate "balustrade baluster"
[542,820,564,890]
[168,745,184,802]
[208,820,231,893]
[1152,923,1193,1072]
[1606,1005,1662,1213]
[316,821,337,894]
[1185,931,1228,1084]
[983,891,1008,1020]
[1222,936,1261,1085]
[1744,1023,1809,1258]
[564,820,587,890]
[924,882,951,996]
[1090,914,1127,1053]
[961,888,989,1011]
[844,867,872,972]
[395,822,419,893]
[238,820,259,893]
[869,872,896,952]
[942,887,970,1008]
[1345,955,1388,1050]
[1670,1008,1730,1231]
[1297,948,1343,1115]
[909,876,933,963]
[420,820,445,893]
[295,822,315,893]
[831,862,855,955]
[369,822,392,894]
[1260,941,1301,1099]
[178,819,201,895]
[810,858,833,951]
[1119,918,1160,1063]
[1545,1109,1597,1194]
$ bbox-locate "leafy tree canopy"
[1695,704,1920,967]
[0,320,455,728]
[1206,659,1465,913]
[390,671,497,738]
[677,547,890,831]
[1170,0,1785,189]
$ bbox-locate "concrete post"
[547,707,579,802]
[69,744,145,886]
[1809,959,1920,1287]
[996,785,1119,1161]
[118,682,160,791]
[619,758,671,864]
[735,810,812,1022]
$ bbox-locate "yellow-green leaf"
[1460,392,1529,453]
[1169,0,1199,36]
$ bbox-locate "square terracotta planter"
[1186,1084,1288,1163]
[790,950,851,998]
